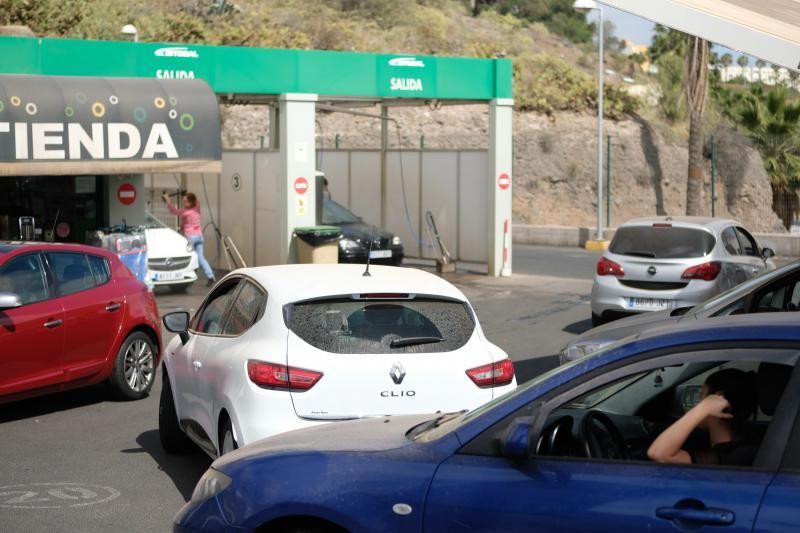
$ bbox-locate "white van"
[144,211,199,292]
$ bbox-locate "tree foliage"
[474,0,594,43]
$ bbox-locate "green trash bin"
[293,226,341,264]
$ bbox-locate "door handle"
[105,303,122,312]
[43,319,63,329]
[656,506,735,526]
[192,361,202,369]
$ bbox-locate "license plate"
[627,297,671,310]
[154,271,182,281]
[369,250,392,259]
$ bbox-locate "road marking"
[0,483,120,509]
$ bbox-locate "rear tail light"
[681,261,721,281]
[247,360,323,391]
[597,256,625,277]
[466,359,515,388]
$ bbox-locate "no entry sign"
[294,177,309,195]
[498,173,511,191]
[117,183,137,205]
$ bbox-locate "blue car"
[175,314,800,532]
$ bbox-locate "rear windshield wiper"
[621,251,657,258]
[389,336,443,348]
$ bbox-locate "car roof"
[232,264,467,304]
[0,241,117,260]
[594,313,800,369]
[619,216,739,231]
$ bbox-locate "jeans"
[187,234,214,280]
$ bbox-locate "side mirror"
[762,247,775,260]
[0,292,23,311]
[163,311,191,345]
[501,416,535,461]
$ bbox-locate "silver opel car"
[591,217,775,326]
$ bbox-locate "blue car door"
[424,351,800,532]
[424,454,772,532]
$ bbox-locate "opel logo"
[165,258,173,267]
[647,266,657,276]
[389,363,406,385]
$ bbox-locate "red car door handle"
[105,303,122,312]
[656,506,735,526]
[43,319,63,329]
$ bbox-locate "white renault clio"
[158,264,516,457]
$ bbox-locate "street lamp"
[120,24,138,43]
[573,0,605,243]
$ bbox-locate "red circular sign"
[498,173,511,191]
[117,183,137,205]
[294,177,309,195]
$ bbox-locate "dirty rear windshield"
[286,296,475,354]
[610,226,716,259]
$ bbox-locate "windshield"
[610,226,715,258]
[144,211,167,229]
[322,200,362,225]
[696,260,799,314]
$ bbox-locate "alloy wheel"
[124,340,154,392]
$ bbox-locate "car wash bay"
[0,36,514,275]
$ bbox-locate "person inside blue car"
[648,368,758,466]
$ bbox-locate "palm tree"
[721,53,733,67]
[737,55,749,68]
[755,59,767,68]
[684,36,710,216]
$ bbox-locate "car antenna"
[363,227,376,277]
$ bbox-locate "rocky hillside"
[221,104,785,233]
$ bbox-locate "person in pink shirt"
[162,191,215,286]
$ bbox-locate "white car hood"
[145,228,189,259]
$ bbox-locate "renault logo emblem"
[647,266,657,276]
[389,363,406,385]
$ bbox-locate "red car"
[0,242,162,404]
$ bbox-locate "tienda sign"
[0,122,178,160]
[0,74,222,174]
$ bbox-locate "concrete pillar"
[279,93,318,263]
[488,98,513,277]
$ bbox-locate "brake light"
[247,360,323,391]
[681,261,722,281]
[466,359,515,388]
[597,256,625,277]
[652,223,672,227]
[359,293,410,299]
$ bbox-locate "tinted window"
[87,255,110,285]
[735,227,760,257]
[223,281,266,336]
[193,280,239,335]
[722,227,742,255]
[287,297,475,354]
[322,200,361,225]
[47,252,95,296]
[0,254,48,304]
[610,226,716,259]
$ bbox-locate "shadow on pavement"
[0,384,113,423]
[127,429,212,502]
[514,355,559,384]
[562,318,593,336]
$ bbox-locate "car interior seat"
[752,361,796,468]
[62,262,92,294]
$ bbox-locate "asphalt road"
[0,245,598,532]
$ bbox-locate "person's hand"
[699,394,732,419]
[161,192,169,202]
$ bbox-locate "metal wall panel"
[254,151,281,266]
[458,151,488,263]
[385,151,422,258]
[421,152,459,261]
[348,151,382,226]
[318,151,350,208]
[219,152,255,267]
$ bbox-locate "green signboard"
[0,37,512,101]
